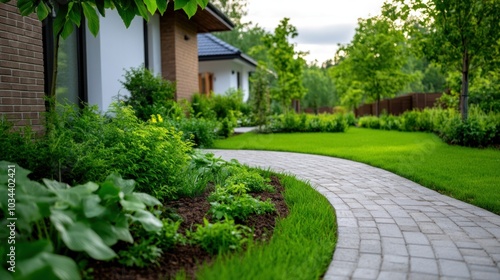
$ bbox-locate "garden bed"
[90,176,288,279]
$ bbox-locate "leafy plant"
[208,190,275,221]
[0,163,162,279]
[190,218,252,255]
[118,238,162,268]
[224,169,273,193]
[120,66,177,121]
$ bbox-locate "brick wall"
[160,7,199,101]
[0,1,45,132]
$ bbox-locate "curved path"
[207,150,500,280]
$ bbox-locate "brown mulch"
[90,175,288,279]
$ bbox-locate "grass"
[196,173,337,280]
[213,127,500,215]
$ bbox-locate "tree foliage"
[2,0,208,39]
[383,0,500,119]
[262,18,307,113]
[329,16,413,115]
[249,63,273,129]
[301,65,337,113]
[211,0,247,26]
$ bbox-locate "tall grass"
[214,128,500,215]
[196,174,337,280]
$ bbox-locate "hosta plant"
[0,162,162,280]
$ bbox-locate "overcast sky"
[243,0,387,64]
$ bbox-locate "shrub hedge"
[357,107,500,147]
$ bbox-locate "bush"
[190,218,252,255]
[357,107,500,148]
[268,113,350,133]
[4,103,193,200]
[120,66,177,121]
[168,117,218,148]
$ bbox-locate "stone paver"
[207,150,500,279]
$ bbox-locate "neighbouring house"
[0,1,233,130]
[197,33,257,101]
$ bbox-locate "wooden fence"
[355,93,442,117]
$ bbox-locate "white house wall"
[86,10,146,111]
[199,59,254,101]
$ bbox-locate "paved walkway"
[207,150,500,280]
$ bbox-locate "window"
[237,71,241,89]
[43,18,87,107]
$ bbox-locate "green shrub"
[208,189,275,221]
[224,168,273,193]
[357,107,500,147]
[168,117,218,148]
[269,113,350,133]
[120,66,177,121]
[0,165,162,279]
[190,218,252,255]
[118,238,163,268]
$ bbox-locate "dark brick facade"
[0,0,45,132]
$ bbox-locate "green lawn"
[214,128,500,215]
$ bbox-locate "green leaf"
[115,5,136,28]
[36,1,49,21]
[95,0,106,17]
[90,220,118,246]
[133,0,150,19]
[17,0,35,16]
[143,0,157,15]
[0,267,13,280]
[180,0,198,18]
[128,209,162,232]
[16,241,81,280]
[120,194,146,211]
[60,222,117,260]
[104,173,135,194]
[156,0,168,15]
[43,179,69,191]
[68,2,82,27]
[173,0,189,10]
[113,215,134,243]
[16,240,53,260]
[82,2,100,37]
[132,192,161,207]
[40,253,81,280]
[53,6,68,36]
[196,0,208,7]
[83,195,106,218]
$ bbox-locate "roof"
[197,33,257,67]
[192,3,234,33]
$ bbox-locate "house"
[197,33,257,101]
[0,1,233,131]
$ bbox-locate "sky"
[242,0,387,64]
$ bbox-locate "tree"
[383,0,500,119]
[211,0,247,25]
[329,16,413,116]
[301,65,337,113]
[249,63,273,130]
[262,18,307,113]
[2,0,208,107]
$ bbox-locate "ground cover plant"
[214,128,500,215]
